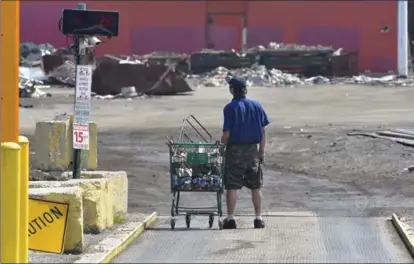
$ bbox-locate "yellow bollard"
[1,142,21,263]
[18,136,29,263]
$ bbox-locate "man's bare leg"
[251,188,262,218]
[226,189,238,219]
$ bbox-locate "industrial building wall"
[20,1,397,72]
[20,1,207,55]
[20,1,73,48]
[247,1,397,72]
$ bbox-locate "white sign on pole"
[73,65,93,150]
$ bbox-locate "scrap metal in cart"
[167,115,225,230]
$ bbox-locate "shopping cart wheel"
[208,214,214,228]
[170,218,176,230]
[218,218,223,230]
[185,214,191,228]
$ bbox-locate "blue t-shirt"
[223,97,270,144]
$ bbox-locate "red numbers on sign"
[74,131,84,144]
[74,14,83,25]
[100,16,112,27]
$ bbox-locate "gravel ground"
[22,85,414,250]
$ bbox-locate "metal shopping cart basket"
[167,115,225,230]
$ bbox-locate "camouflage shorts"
[224,144,263,190]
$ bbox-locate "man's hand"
[259,150,265,164]
[221,131,230,146]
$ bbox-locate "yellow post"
[18,136,29,263]
[0,0,20,143]
[0,0,2,148]
[1,142,21,263]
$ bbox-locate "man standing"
[220,76,270,229]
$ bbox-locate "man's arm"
[221,105,234,145]
[259,127,267,155]
[259,105,270,159]
[221,131,231,145]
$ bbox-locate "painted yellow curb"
[99,212,158,264]
[391,213,414,259]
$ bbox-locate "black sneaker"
[254,218,265,229]
[223,218,237,229]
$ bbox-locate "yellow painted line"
[391,213,414,260]
[99,212,158,264]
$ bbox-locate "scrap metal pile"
[91,55,195,96]
[188,65,414,88]
[19,43,195,98]
[19,42,77,98]
[19,41,414,100]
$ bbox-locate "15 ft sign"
[73,123,90,150]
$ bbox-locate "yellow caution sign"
[28,199,69,254]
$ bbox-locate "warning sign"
[73,123,90,150]
[29,198,69,254]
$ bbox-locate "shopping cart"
[167,115,225,230]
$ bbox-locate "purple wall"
[298,27,361,52]
[247,27,283,47]
[210,27,237,51]
[130,27,205,54]
[20,2,71,47]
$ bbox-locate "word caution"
[28,206,63,237]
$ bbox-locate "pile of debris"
[18,40,414,101]
[190,65,304,87]
[20,42,55,67]
[350,75,414,86]
[248,42,338,53]
[19,42,62,98]
[189,65,414,88]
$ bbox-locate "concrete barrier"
[30,178,114,234]
[61,171,129,224]
[29,187,84,253]
[33,120,98,172]
[79,171,128,223]
[77,178,114,233]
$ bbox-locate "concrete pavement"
[112,214,412,263]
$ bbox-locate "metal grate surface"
[112,215,412,263]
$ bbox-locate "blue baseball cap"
[226,76,247,92]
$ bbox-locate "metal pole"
[1,1,21,262]
[241,27,247,53]
[0,0,19,143]
[397,0,409,77]
[0,0,3,182]
[72,3,87,179]
[0,0,3,150]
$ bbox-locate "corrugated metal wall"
[20,1,397,72]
